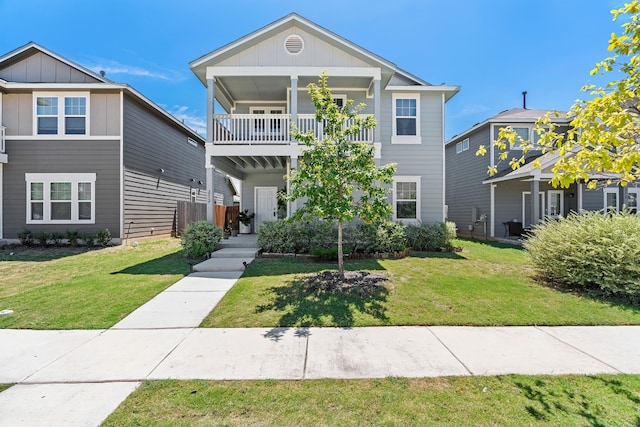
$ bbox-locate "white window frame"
[604,187,619,214]
[33,92,90,137]
[456,138,470,154]
[391,93,421,144]
[26,173,96,224]
[626,188,640,215]
[547,190,564,218]
[392,176,421,222]
[332,95,347,108]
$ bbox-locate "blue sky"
[0,0,624,140]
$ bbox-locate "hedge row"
[257,219,456,254]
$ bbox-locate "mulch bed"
[302,270,388,293]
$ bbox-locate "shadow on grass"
[242,257,387,278]
[457,237,526,251]
[256,271,390,327]
[408,251,467,260]
[515,376,640,426]
[0,246,99,262]
[111,253,190,275]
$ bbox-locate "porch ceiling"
[213,154,288,178]
[216,75,374,104]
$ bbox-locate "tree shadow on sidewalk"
[256,271,390,327]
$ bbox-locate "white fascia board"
[386,85,460,92]
[211,144,302,157]
[207,66,381,80]
[4,82,126,90]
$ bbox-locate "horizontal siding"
[124,169,207,239]
[3,139,120,238]
[445,126,491,234]
[123,95,206,188]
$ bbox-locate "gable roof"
[0,42,205,144]
[190,13,444,91]
[0,41,109,83]
[446,108,569,146]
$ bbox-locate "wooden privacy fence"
[214,205,239,230]
[175,201,207,236]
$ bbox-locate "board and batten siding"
[445,126,492,236]
[0,51,102,84]
[122,95,207,239]
[379,91,444,223]
[3,139,120,238]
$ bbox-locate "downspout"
[206,77,215,223]
[489,124,495,237]
[441,92,446,222]
[119,90,124,242]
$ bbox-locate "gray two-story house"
[190,13,459,230]
[445,107,638,238]
[0,42,234,243]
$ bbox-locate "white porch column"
[206,165,214,223]
[577,180,583,214]
[531,179,540,225]
[0,164,3,239]
[290,75,298,133]
[206,78,216,143]
[490,184,496,237]
[373,78,381,143]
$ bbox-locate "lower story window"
[26,173,96,224]
[604,188,619,214]
[393,176,421,221]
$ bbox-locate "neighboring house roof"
[446,107,569,146]
[189,13,459,100]
[0,42,205,144]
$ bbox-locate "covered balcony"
[212,113,373,144]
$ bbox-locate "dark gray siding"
[445,126,491,235]
[122,95,207,239]
[3,139,120,238]
[123,169,207,239]
[0,51,101,83]
[213,171,235,205]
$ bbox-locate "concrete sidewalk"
[1,325,639,425]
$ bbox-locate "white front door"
[254,186,278,232]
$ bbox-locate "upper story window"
[34,93,89,136]
[26,173,96,224]
[456,138,470,154]
[392,94,420,144]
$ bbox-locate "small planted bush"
[18,229,34,247]
[50,231,65,246]
[181,221,222,259]
[95,228,112,247]
[406,222,448,251]
[373,220,407,253]
[257,220,298,253]
[34,231,52,247]
[525,211,640,303]
[81,232,96,248]
[66,230,80,246]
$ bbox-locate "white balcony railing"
[212,114,373,144]
[0,126,5,154]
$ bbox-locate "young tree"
[287,73,396,275]
[477,1,640,189]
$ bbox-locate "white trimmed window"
[393,176,421,221]
[26,173,96,224]
[604,187,619,214]
[456,138,470,154]
[626,189,639,215]
[34,93,89,136]
[392,94,420,144]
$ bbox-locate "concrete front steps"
[192,234,258,273]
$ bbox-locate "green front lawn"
[103,375,640,426]
[202,239,640,327]
[0,239,189,329]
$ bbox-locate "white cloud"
[450,104,489,118]
[168,105,207,137]
[82,57,183,81]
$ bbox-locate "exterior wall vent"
[284,35,304,55]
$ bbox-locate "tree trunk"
[337,220,344,276]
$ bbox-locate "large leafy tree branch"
[287,73,396,275]
[477,1,640,189]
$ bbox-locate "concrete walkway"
[1,234,639,425]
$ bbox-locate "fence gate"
[176,201,207,236]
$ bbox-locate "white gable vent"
[284,34,304,55]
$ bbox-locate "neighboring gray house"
[445,108,638,238]
[0,42,233,243]
[189,13,459,230]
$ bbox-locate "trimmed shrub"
[181,221,222,259]
[445,221,457,246]
[81,232,96,248]
[373,220,407,253]
[406,222,448,250]
[95,228,112,247]
[257,220,296,253]
[34,231,52,247]
[524,211,640,303]
[50,231,65,246]
[66,230,80,246]
[18,229,34,247]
